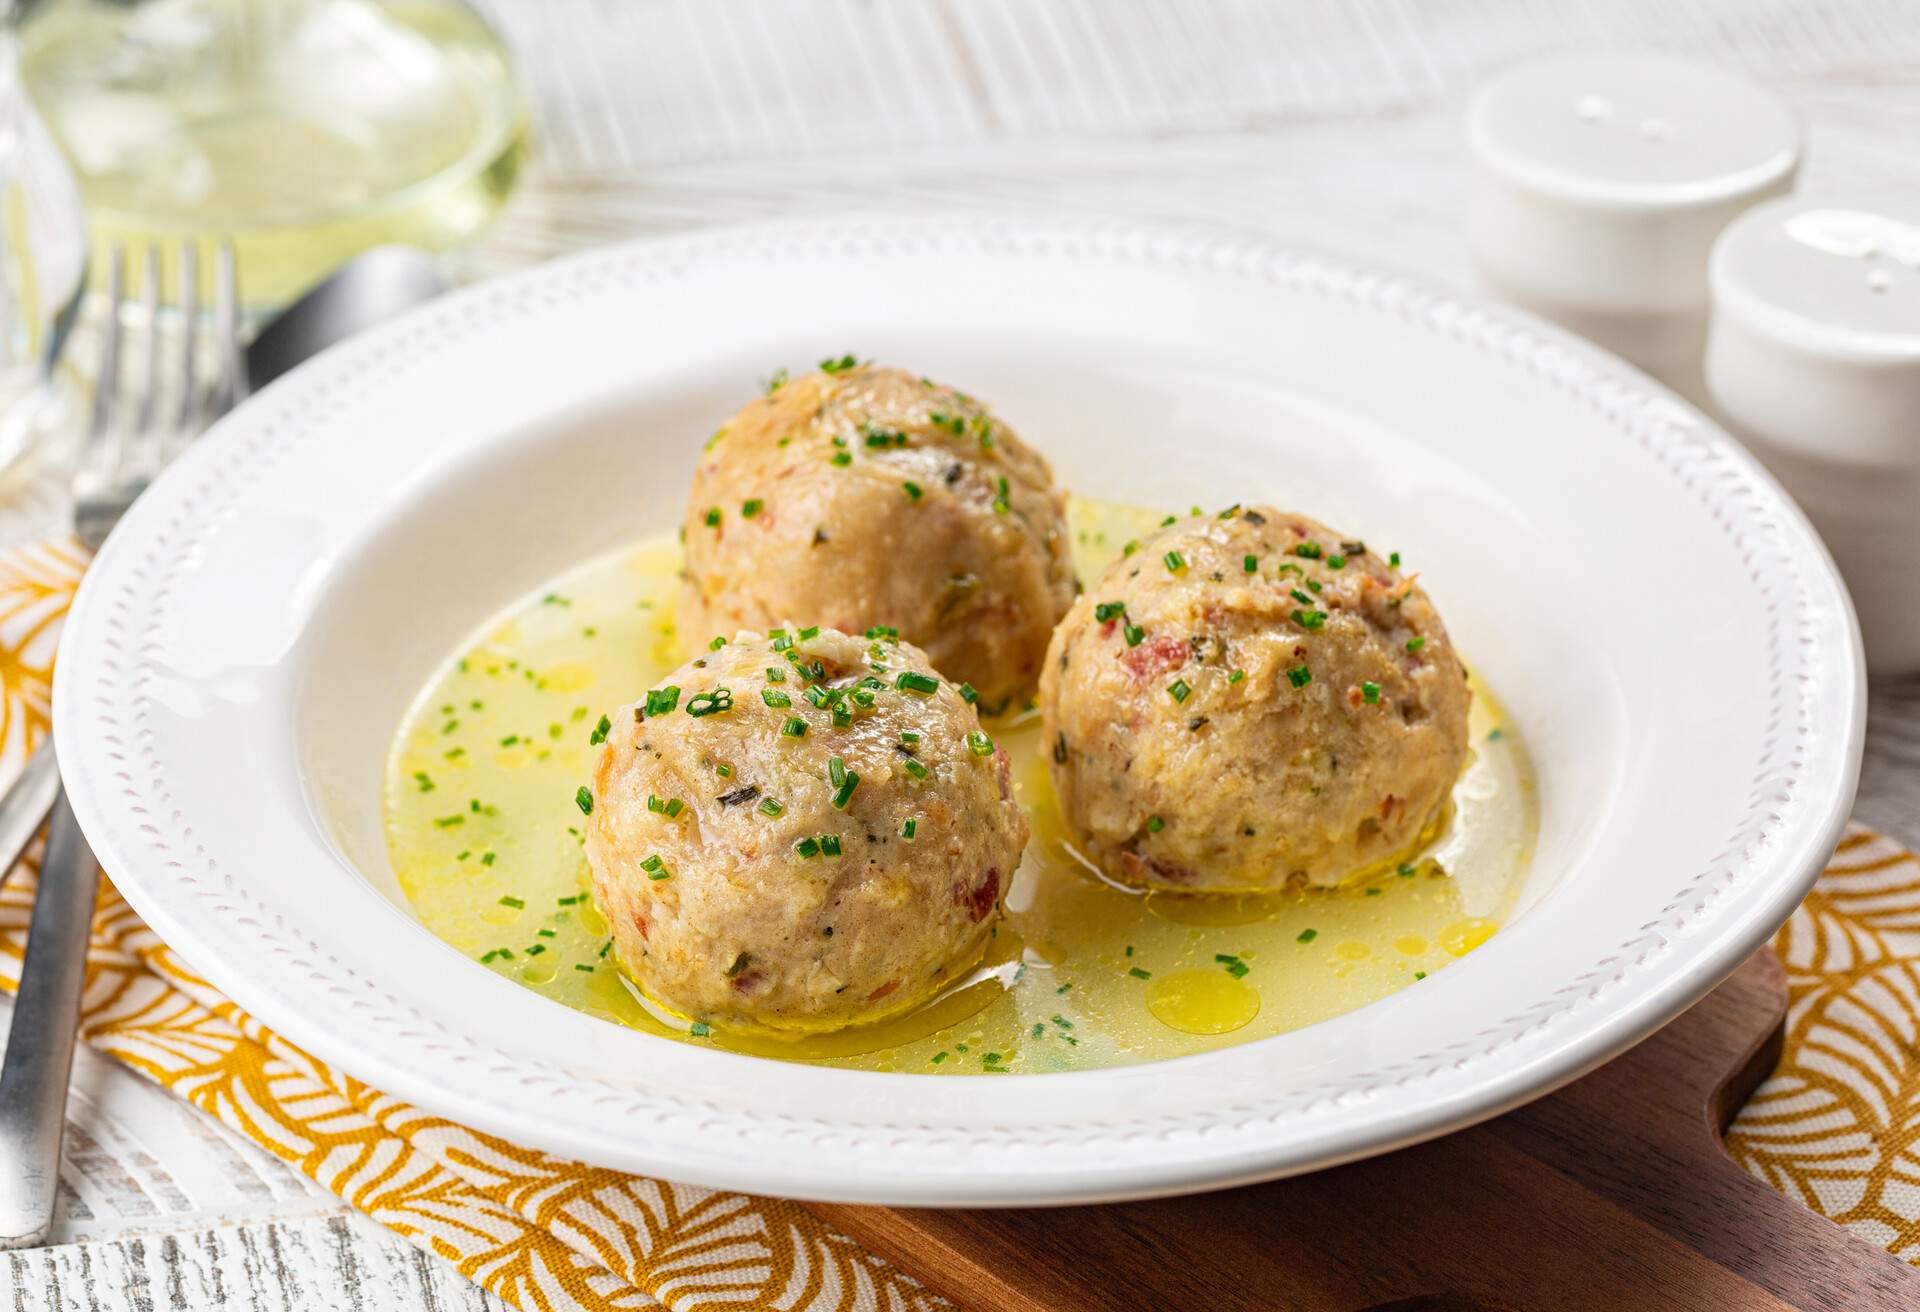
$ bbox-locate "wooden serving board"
[810,951,1920,1311]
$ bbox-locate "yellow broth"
[383,500,1537,1073]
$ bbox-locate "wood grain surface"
[813,952,1920,1312]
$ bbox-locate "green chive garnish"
[1163,550,1186,572]
[1287,665,1312,689]
[1406,636,1426,654]
[575,786,593,815]
[966,730,994,756]
[589,714,611,745]
[1362,681,1381,704]
[895,671,940,696]
[758,797,784,817]
[780,717,807,737]
[1167,679,1190,703]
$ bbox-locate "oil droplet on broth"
[1146,970,1261,1035]
[1440,918,1497,957]
[383,499,1539,1075]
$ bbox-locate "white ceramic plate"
[55,215,1862,1207]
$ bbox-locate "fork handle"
[0,741,59,882]
[0,789,99,1249]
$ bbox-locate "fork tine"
[172,242,199,440]
[214,240,246,411]
[130,244,162,476]
[84,246,126,477]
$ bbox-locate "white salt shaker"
[1707,196,1920,675]
[1468,53,1800,400]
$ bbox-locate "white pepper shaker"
[1706,196,1920,675]
[1468,53,1800,401]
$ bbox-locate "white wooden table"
[6,1,1920,1305]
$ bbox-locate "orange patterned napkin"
[3,540,1917,1303]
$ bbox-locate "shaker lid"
[1711,196,1920,361]
[1468,53,1798,208]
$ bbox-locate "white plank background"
[6,1,1920,1306]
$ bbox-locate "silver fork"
[0,240,245,1250]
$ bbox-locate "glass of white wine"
[17,0,526,310]
[0,27,85,486]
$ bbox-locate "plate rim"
[53,212,1865,1205]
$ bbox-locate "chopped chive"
[761,687,791,708]
[1094,601,1125,623]
[900,818,917,840]
[819,834,843,857]
[1243,554,1257,572]
[830,451,852,467]
[714,762,732,778]
[828,757,848,788]
[1287,665,1312,689]
[957,682,978,704]
[1146,815,1165,833]
[685,688,734,717]
[1362,681,1382,704]
[830,771,861,809]
[797,625,820,641]
[1123,623,1145,647]
[1406,636,1426,654]
[903,480,923,501]
[498,895,524,909]
[704,507,721,528]
[575,786,593,815]
[780,717,808,738]
[766,666,786,683]
[895,671,940,696]
[741,498,763,518]
[644,686,680,716]
[708,635,727,651]
[434,814,464,828]
[902,756,930,780]
[1390,551,1402,567]
[574,963,595,973]
[794,836,821,859]
[1294,541,1323,559]
[1228,668,1246,684]
[499,734,519,747]
[819,353,859,374]
[965,730,994,756]
[589,714,611,745]
[1327,553,1346,569]
[1414,971,1428,980]
[689,1021,711,1037]
[1166,679,1190,703]
[1290,588,1314,606]
[1291,608,1328,631]
[1297,928,1318,943]
[1129,967,1152,980]
[1162,550,1186,572]
[758,797,784,818]
[481,852,496,866]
